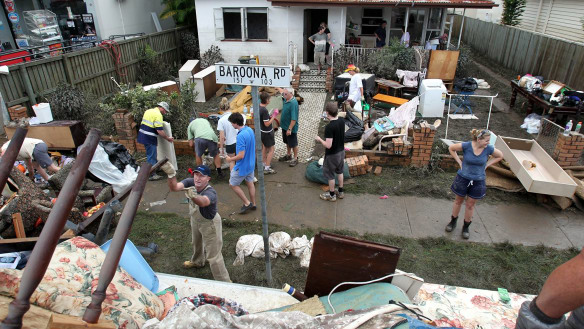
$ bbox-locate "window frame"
[214,7,270,42]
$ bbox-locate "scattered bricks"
[374,166,382,176]
[346,155,369,177]
[8,106,27,121]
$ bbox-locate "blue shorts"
[451,174,487,200]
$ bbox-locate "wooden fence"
[452,16,584,91]
[0,27,190,109]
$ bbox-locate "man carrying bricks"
[187,117,224,178]
[137,101,173,181]
[315,102,345,201]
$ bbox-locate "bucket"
[100,239,159,292]
[32,103,53,123]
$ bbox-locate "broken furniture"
[375,78,404,97]
[178,60,201,86]
[304,231,400,297]
[372,94,409,110]
[5,120,86,150]
[194,65,221,102]
[143,81,180,95]
[495,136,577,197]
[426,50,460,91]
[377,121,410,151]
[510,80,581,121]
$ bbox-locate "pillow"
[0,237,164,329]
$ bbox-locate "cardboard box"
[495,136,577,197]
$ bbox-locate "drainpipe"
[404,7,410,34]
[457,8,466,50]
[543,0,554,34]
[533,0,544,31]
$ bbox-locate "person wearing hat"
[167,165,231,282]
[137,101,174,180]
[345,64,363,114]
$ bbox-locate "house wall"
[196,0,347,65]
[85,0,175,39]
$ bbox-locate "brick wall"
[112,109,137,153]
[345,123,437,167]
[325,67,333,93]
[291,66,300,90]
[553,132,584,167]
[435,154,461,171]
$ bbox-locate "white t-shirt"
[1,137,44,161]
[401,32,410,47]
[217,112,238,146]
[348,74,363,103]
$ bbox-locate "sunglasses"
[478,129,491,138]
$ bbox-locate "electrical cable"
[326,272,415,314]
[99,40,127,78]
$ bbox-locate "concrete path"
[139,163,584,250]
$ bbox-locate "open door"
[303,9,328,64]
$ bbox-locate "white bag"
[84,145,138,193]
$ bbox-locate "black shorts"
[261,131,275,147]
[282,131,298,148]
[225,143,236,155]
[323,151,345,180]
[451,174,487,200]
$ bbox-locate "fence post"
[19,65,36,105]
[175,28,182,64]
[63,54,75,86]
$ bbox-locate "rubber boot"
[445,216,458,232]
[565,305,584,329]
[462,221,472,239]
[515,300,567,329]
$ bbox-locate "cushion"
[0,237,164,329]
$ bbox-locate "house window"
[361,8,384,36]
[215,8,269,41]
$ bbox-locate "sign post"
[216,63,291,286]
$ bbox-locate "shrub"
[180,31,200,60]
[200,45,224,69]
[360,39,416,80]
[137,44,173,85]
[47,83,91,121]
[501,0,526,26]
[99,82,198,140]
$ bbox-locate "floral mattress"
[415,283,535,329]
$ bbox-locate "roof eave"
[268,0,498,9]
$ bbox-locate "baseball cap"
[345,64,358,72]
[193,165,211,177]
[157,101,170,113]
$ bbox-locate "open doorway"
[303,9,328,63]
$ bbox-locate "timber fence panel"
[454,16,584,90]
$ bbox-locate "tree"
[160,0,196,27]
[501,0,527,26]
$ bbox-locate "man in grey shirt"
[309,26,328,74]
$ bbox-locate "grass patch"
[129,211,578,295]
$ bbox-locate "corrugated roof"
[269,0,497,8]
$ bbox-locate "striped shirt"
[137,108,164,145]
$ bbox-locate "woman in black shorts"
[445,129,503,239]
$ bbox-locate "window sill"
[221,39,271,42]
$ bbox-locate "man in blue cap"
[166,164,230,282]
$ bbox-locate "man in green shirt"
[277,88,300,167]
[187,118,223,178]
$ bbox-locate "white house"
[195,0,497,66]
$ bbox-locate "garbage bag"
[234,233,309,267]
[100,141,138,172]
[454,77,478,92]
[305,161,350,185]
[269,232,292,259]
[289,235,310,258]
[520,113,542,134]
[344,110,364,142]
[83,144,139,193]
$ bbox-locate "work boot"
[183,261,204,269]
[445,216,458,232]
[462,221,472,239]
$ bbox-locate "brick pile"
[553,132,584,167]
[112,109,137,153]
[411,123,436,168]
[173,140,195,156]
[346,155,369,176]
[7,105,28,121]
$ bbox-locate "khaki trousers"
[189,206,231,282]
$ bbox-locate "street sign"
[215,63,291,87]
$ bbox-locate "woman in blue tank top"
[445,129,503,239]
